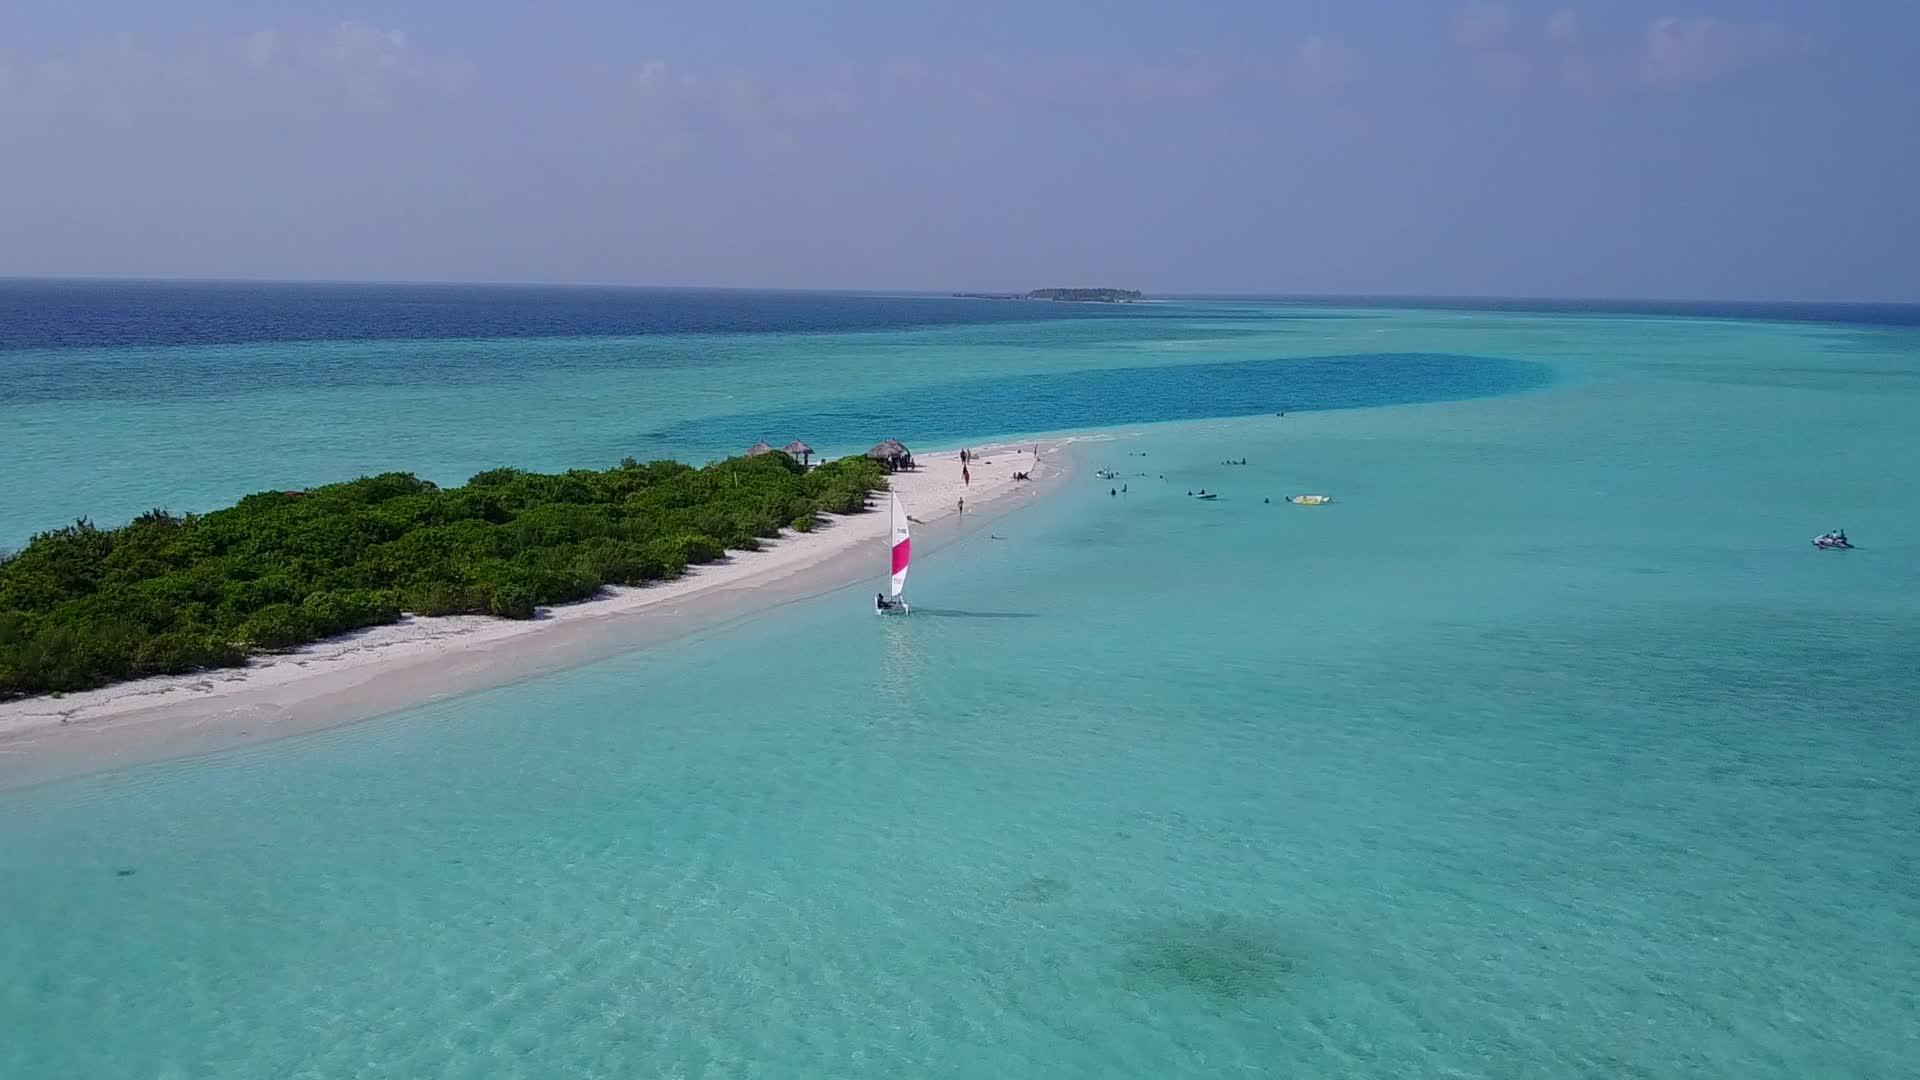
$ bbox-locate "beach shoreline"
[0,438,1085,783]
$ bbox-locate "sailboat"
[875,491,912,614]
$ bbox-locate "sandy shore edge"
[0,438,1090,778]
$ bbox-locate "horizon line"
[1,273,1915,310]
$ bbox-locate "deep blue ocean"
[0,281,1179,351]
[2,282,1917,1078]
[4,280,1915,354]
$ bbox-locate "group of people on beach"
[951,445,1045,515]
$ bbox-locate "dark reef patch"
[1122,913,1299,1001]
[1009,875,1072,904]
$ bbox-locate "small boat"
[1812,530,1853,550]
[875,491,912,613]
[1195,492,1218,501]
[1287,494,1333,506]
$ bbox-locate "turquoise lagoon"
[2,296,1917,1077]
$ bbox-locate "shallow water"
[2,292,1917,1077]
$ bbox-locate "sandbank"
[0,438,1083,783]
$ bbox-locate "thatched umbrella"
[782,440,814,468]
[745,440,774,457]
[865,439,914,471]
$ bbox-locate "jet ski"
[1812,530,1853,550]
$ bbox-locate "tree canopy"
[0,451,884,698]
[1025,288,1142,302]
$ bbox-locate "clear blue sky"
[2,2,1914,300]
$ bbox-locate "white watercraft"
[1812,530,1853,550]
[875,491,912,613]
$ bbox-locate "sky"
[1,2,1915,301]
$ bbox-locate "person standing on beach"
[962,464,970,486]
[958,496,965,517]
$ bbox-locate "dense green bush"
[0,450,885,696]
[488,582,539,620]
[240,603,311,650]
[403,584,489,617]
[299,589,402,638]
[134,630,247,678]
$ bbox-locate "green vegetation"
[0,451,885,698]
[1025,288,1142,303]
[951,288,1143,303]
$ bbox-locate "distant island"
[953,288,1143,303]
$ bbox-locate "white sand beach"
[0,440,1079,775]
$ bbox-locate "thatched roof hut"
[865,439,914,471]
[782,439,814,467]
[744,440,775,457]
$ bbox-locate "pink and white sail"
[888,491,911,598]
